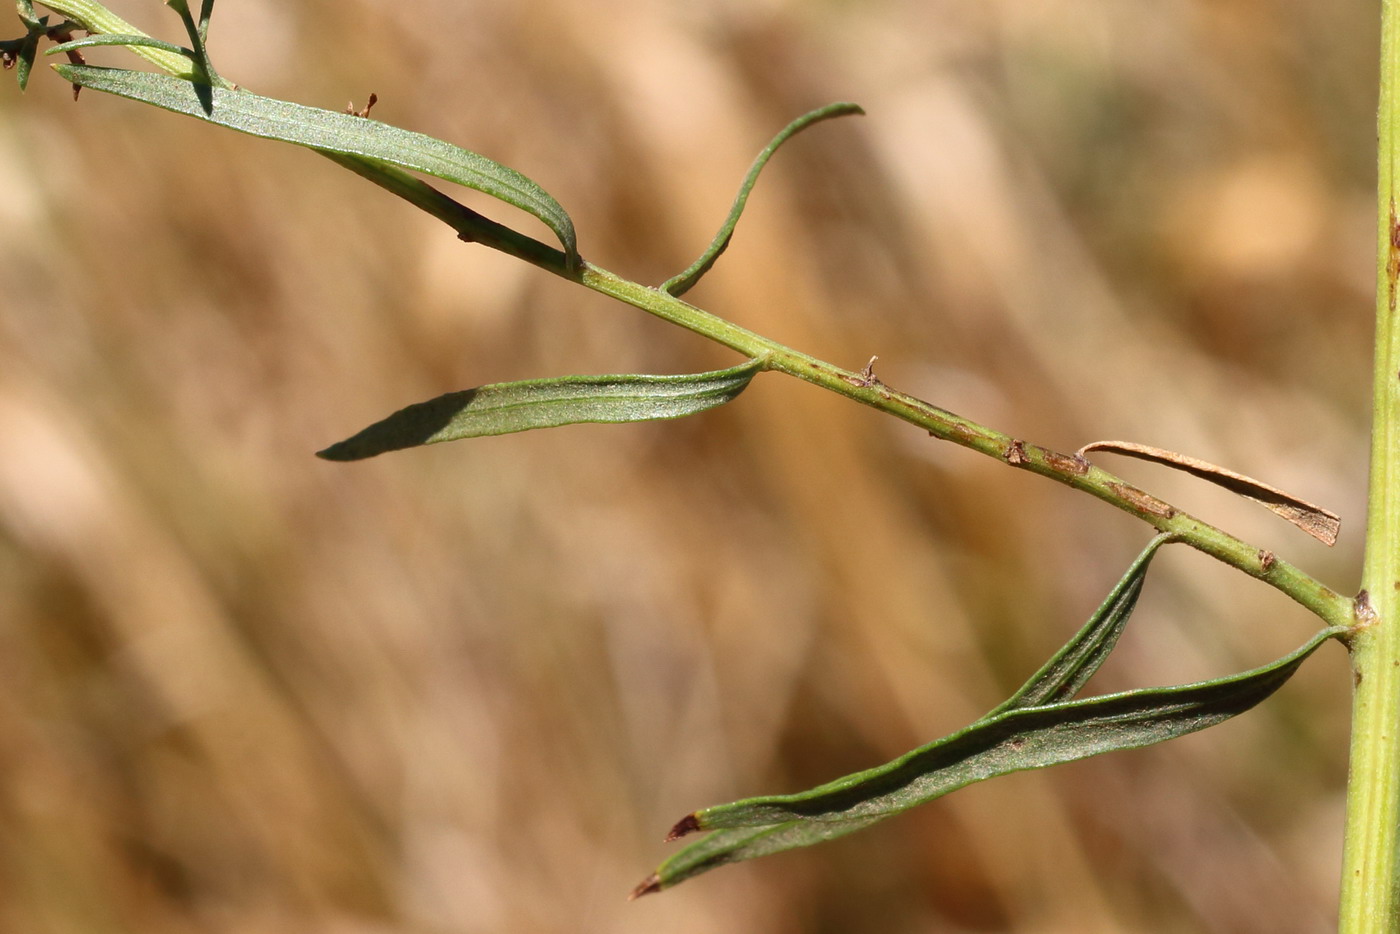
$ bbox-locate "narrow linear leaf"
[633,817,885,898]
[1078,439,1341,546]
[53,64,580,269]
[683,627,1341,832]
[660,102,864,297]
[198,0,216,41]
[992,533,1172,714]
[164,0,217,103]
[638,626,1343,894]
[13,30,38,90]
[9,3,42,91]
[318,360,763,461]
[46,34,193,58]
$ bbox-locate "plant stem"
[1337,3,1400,929]
[33,0,1353,631]
[580,266,1353,627]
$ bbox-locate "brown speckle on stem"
[1353,589,1379,634]
[1004,439,1028,465]
[845,355,881,388]
[1108,482,1176,519]
[1258,549,1277,572]
[1044,448,1090,476]
[1388,199,1400,311]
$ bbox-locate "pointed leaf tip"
[628,874,662,901]
[666,814,701,842]
[992,533,1171,714]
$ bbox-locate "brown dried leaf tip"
[628,874,662,901]
[1078,440,1341,546]
[665,813,701,842]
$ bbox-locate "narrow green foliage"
[660,102,864,297]
[54,64,581,269]
[163,0,216,101]
[991,534,1170,713]
[686,629,1337,830]
[317,361,763,461]
[6,1,43,91]
[636,538,1343,894]
[6,2,1364,912]
[47,34,192,58]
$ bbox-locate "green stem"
[30,0,1354,632]
[581,267,1352,627]
[1338,2,1400,929]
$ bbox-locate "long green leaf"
[993,533,1171,714]
[660,102,863,297]
[47,34,192,58]
[318,360,763,461]
[638,627,1340,894]
[53,63,580,269]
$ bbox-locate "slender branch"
[581,267,1353,628]
[31,0,1356,634]
[1337,1,1400,929]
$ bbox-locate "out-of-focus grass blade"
[318,360,763,461]
[53,63,580,268]
[660,102,863,297]
[992,534,1171,714]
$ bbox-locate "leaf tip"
[665,813,702,842]
[314,441,359,462]
[627,874,662,901]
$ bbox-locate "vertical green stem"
[1338,2,1400,929]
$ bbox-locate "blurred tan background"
[0,1,1378,931]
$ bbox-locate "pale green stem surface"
[1338,2,1400,929]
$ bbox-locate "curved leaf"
[318,360,763,461]
[660,102,863,297]
[684,627,1340,831]
[994,533,1171,714]
[53,63,580,269]
[1077,439,1342,546]
[636,626,1341,894]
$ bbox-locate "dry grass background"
[0,0,1380,931]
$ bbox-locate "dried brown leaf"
[1076,440,1340,546]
